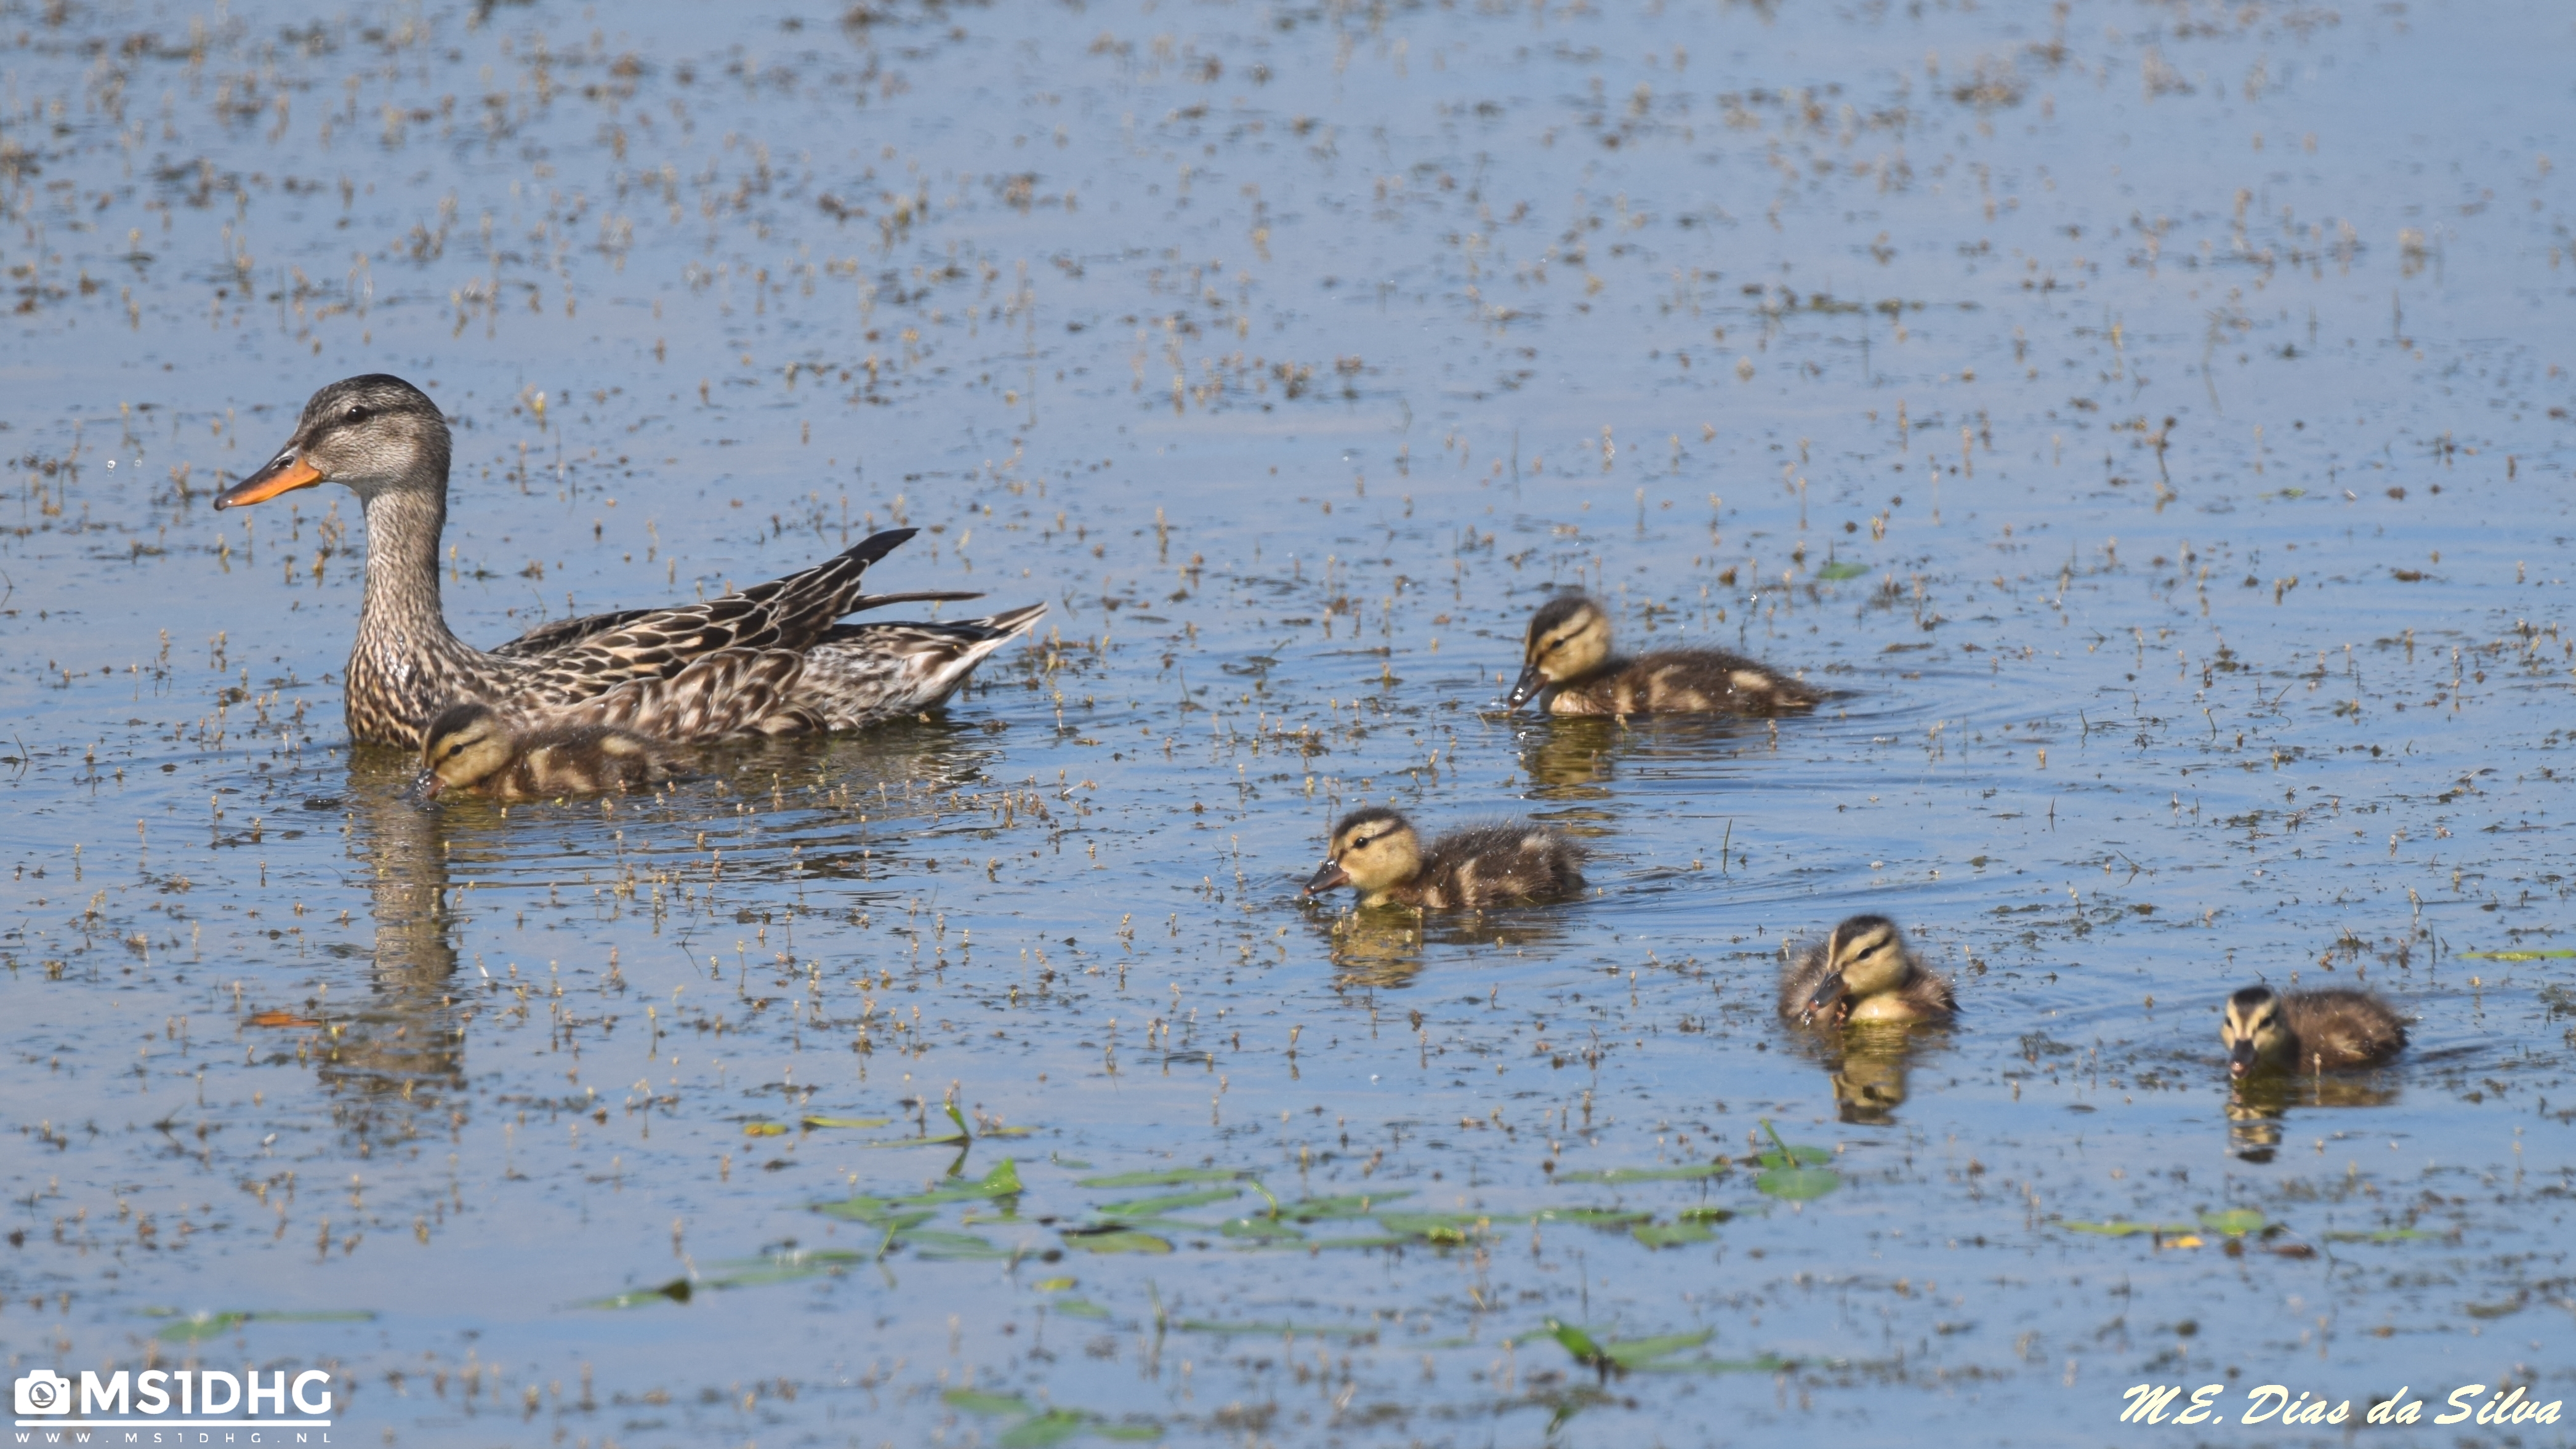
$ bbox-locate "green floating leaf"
[1076,1167,1248,1189]
[999,1412,1092,1449]
[863,1132,971,1149]
[900,1159,1024,1206]
[2457,949,2575,960]
[1814,560,1870,581]
[577,1280,696,1312]
[1050,1297,1114,1320]
[1050,1154,1094,1170]
[1603,1329,1715,1369]
[2321,1227,2441,1243]
[1753,1146,1832,1170]
[1173,1319,1378,1339]
[743,1122,790,1137]
[1216,1216,1306,1242]
[1093,1427,1163,1443]
[1755,1167,1840,1200]
[1063,1229,1173,1256]
[1374,1211,1495,1244]
[801,1115,894,1130]
[1278,1190,1410,1221]
[899,1229,1009,1261]
[148,1308,374,1341]
[2199,1209,2266,1237]
[1554,1161,1730,1184]
[1537,1208,1653,1228]
[2058,1219,2197,1238]
[1543,1317,1607,1367]
[983,1126,1039,1138]
[1093,1187,1242,1218]
[1302,1234,1415,1252]
[1632,1221,1715,1250]
[1652,1353,1795,1376]
[943,1388,1034,1417]
[1678,1206,1736,1224]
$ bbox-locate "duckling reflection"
[2223,1076,2404,1163]
[1314,906,1577,990]
[1828,1027,1917,1124]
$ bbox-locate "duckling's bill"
[1303,859,1351,894]
[1801,971,1847,1025]
[1503,660,1548,711]
[216,452,324,509]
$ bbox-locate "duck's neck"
[356,486,460,651]
[345,484,483,747]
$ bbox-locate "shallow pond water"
[4,0,2575,1445]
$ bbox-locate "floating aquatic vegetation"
[1537,1319,1790,1379]
[941,1389,1161,1447]
[145,1308,374,1342]
[1552,1161,1729,1184]
[579,1250,867,1310]
[1751,1122,1840,1200]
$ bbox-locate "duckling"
[1301,808,1585,910]
[2219,985,2407,1078]
[413,701,682,802]
[1779,915,1957,1027]
[1507,594,1821,716]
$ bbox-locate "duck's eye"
[343,404,368,423]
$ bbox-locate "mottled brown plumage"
[1302,808,1585,910]
[2220,985,2407,1078]
[414,701,682,802]
[1779,915,1957,1027]
[1507,594,1819,716]
[215,375,1042,748]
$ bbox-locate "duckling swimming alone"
[1302,808,1585,910]
[2220,985,2407,1078]
[414,701,682,802]
[1779,915,1957,1026]
[1507,595,1821,716]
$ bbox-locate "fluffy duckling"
[1508,595,1821,716]
[1779,915,1957,1027]
[1302,808,1585,910]
[414,701,682,802]
[2220,985,2407,1078]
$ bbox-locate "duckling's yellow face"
[415,704,512,798]
[1801,915,1909,1021]
[1507,597,1612,707]
[2220,987,2289,1078]
[1305,811,1422,898]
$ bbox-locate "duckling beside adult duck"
[215,374,1042,748]
[1507,594,1820,716]
[2219,985,2407,1078]
[1779,915,1957,1027]
[1302,807,1585,910]
[413,701,681,802]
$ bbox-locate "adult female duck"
[217,374,1040,747]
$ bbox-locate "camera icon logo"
[15,1370,74,1415]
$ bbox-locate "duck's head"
[2220,985,2288,1078]
[1800,914,1910,1023]
[1303,806,1422,897]
[412,700,512,800]
[1507,595,1612,708]
[217,374,449,512]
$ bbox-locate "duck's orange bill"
[215,455,323,510]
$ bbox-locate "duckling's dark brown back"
[2279,989,2407,1069]
[1412,822,1585,909]
[1619,647,1823,714]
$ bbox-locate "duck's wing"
[505,529,923,706]
[490,587,983,659]
[798,603,1047,729]
[557,648,823,742]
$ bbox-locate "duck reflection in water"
[1314,909,1576,990]
[2223,1076,2402,1163]
[1513,714,1776,801]
[315,753,472,1133]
